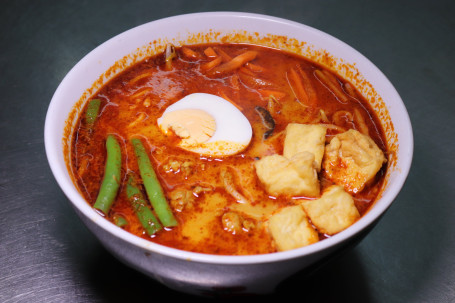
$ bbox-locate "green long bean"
[126,173,162,236]
[85,99,101,129]
[130,137,177,227]
[93,134,122,215]
[113,214,128,227]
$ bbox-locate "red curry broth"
[71,43,387,255]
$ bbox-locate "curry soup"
[71,43,388,255]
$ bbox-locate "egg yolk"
[158,109,216,146]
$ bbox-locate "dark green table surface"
[1,0,454,302]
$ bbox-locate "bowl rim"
[45,11,414,265]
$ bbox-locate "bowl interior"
[45,12,413,264]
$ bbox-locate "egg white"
[157,93,252,156]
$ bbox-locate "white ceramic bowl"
[44,12,413,296]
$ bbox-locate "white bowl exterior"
[45,12,413,295]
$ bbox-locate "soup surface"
[71,43,388,255]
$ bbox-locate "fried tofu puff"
[254,152,319,197]
[323,129,386,193]
[267,205,319,251]
[283,123,327,172]
[301,185,360,235]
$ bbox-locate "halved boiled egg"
[157,93,252,156]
